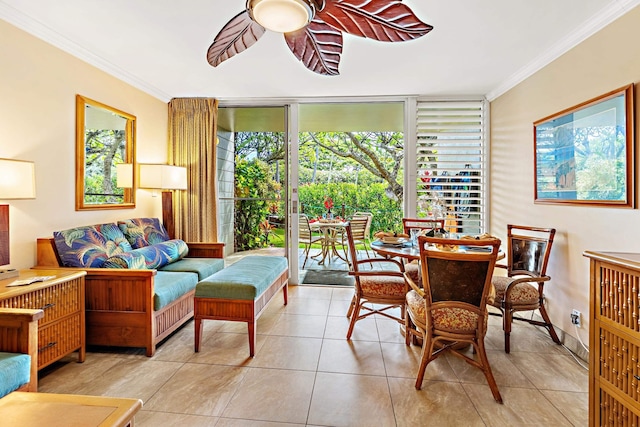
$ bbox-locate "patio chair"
[347,216,371,259]
[489,224,560,353]
[299,214,324,268]
[344,223,408,339]
[404,235,503,402]
[353,211,373,246]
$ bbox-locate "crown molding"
[486,0,640,102]
[0,2,172,102]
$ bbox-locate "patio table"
[309,220,349,265]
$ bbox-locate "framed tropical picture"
[534,84,634,207]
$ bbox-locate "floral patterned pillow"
[53,223,132,268]
[102,239,188,269]
[118,218,170,248]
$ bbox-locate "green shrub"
[299,182,403,234]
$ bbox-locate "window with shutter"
[416,99,488,235]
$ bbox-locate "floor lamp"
[138,164,188,239]
[0,158,36,278]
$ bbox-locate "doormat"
[302,269,354,287]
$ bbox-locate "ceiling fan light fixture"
[248,0,314,33]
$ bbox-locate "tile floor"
[38,284,588,427]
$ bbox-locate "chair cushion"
[118,218,170,248]
[102,239,188,270]
[360,275,407,298]
[0,352,31,398]
[404,262,421,285]
[491,276,539,306]
[406,289,427,330]
[196,256,288,301]
[406,289,482,334]
[160,257,225,280]
[154,271,199,311]
[53,223,132,268]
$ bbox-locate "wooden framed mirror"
[75,95,136,210]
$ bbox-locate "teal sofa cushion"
[0,352,31,398]
[118,218,170,248]
[53,223,132,268]
[102,239,189,270]
[160,258,225,280]
[154,271,199,311]
[195,256,288,300]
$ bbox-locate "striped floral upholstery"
[491,276,539,306]
[407,289,485,334]
[359,275,407,298]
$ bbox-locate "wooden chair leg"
[404,313,412,346]
[475,338,503,403]
[414,333,432,390]
[538,303,561,344]
[346,298,361,340]
[503,309,513,354]
[346,294,356,319]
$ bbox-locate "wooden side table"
[0,392,142,427]
[0,269,86,370]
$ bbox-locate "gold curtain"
[168,98,219,242]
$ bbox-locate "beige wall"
[490,6,640,342]
[0,20,168,270]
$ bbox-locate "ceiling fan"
[206,0,433,76]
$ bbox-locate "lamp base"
[0,269,19,280]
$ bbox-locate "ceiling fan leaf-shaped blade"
[318,0,433,42]
[207,10,266,67]
[285,20,343,76]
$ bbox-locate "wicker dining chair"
[489,224,560,353]
[299,214,324,268]
[404,235,503,403]
[344,223,409,339]
[401,217,445,235]
[400,217,445,284]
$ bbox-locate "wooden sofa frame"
[36,238,224,357]
[0,308,44,392]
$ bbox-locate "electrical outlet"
[571,309,581,327]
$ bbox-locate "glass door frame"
[218,96,416,286]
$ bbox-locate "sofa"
[0,308,43,397]
[36,218,225,356]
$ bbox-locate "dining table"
[370,234,504,348]
[370,235,505,262]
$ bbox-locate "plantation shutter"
[416,99,488,234]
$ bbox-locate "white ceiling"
[1,0,639,103]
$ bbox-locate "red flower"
[324,196,334,210]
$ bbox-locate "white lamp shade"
[116,163,134,188]
[0,158,36,199]
[139,164,187,190]
[249,0,313,33]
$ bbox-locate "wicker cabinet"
[584,251,640,426]
[0,269,86,370]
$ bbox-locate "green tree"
[235,131,405,201]
[84,129,126,203]
[234,157,281,251]
[302,132,404,200]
